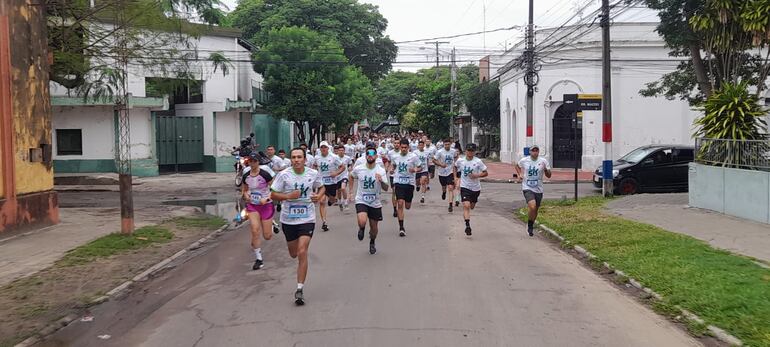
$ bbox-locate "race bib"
[398,176,410,184]
[362,193,377,203]
[288,204,309,219]
[526,179,539,187]
[323,176,334,185]
[250,191,262,203]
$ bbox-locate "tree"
[373,71,420,120]
[464,80,500,134]
[229,0,397,81]
[252,26,346,144]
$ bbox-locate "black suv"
[593,145,695,195]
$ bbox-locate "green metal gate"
[156,114,204,172]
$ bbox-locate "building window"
[145,77,204,106]
[56,129,83,155]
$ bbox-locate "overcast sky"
[221,0,620,71]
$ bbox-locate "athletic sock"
[297,283,304,290]
[254,248,262,261]
[398,220,404,230]
[370,238,375,244]
[464,219,470,227]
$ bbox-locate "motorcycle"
[233,134,259,187]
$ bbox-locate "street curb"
[517,210,744,347]
[14,223,233,347]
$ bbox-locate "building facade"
[0,0,60,233]
[493,18,698,171]
[50,26,292,176]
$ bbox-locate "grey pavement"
[607,193,770,264]
[0,172,238,287]
[41,181,698,347]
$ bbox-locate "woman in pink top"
[241,152,275,270]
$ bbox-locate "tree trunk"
[295,121,306,144]
[689,43,713,98]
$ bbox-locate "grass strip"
[172,215,227,229]
[56,226,173,267]
[524,196,770,347]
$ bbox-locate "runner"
[386,144,399,218]
[242,152,275,270]
[314,141,344,232]
[344,138,356,159]
[352,145,389,254]
[300,143,315,168]
[390,138,422,237]
[514,144,552,237]
[426,137,438,183]
[414,140,430,203]
[266,145,286,172]
[454,143,488,236]
[335,145,353,211]
[270,148,325,305]
[278,149,291,170]
[433,139,458,212]
[453,141,463,207]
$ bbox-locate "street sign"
[578,94,602,111]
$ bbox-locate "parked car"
[593,145,695,194]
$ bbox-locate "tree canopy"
[229,0,398,81]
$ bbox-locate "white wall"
[52,106,154,160]
[52,106,114,160]
[498,22,699,170]
[215,111,240,157]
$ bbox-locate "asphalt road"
[42,181,699,347]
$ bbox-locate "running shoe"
[369,242,377,254]
[442,192,446,200]
[416,186,420,192]
[455,200,460,207]
[527,225,534,237]
[420,197,425,204]
[465,226,472,236]
[294,289,305,306]
[448,205,453,213]
[357,228,365,241]
[272,221,280,234]
[322,223,329,232]
[340,203,344,211]
[253,259,264,270]
[399,229,406,237]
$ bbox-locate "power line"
[395,25,522,44]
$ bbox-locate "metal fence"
[695,137,770,171]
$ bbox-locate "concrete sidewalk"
[482,160,594,183]
[607,193,770,264]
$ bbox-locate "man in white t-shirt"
[390,138,422,237]
[454,143,488,236]
[414,140,431,203]
[270,148,324,306]
[352,144,390,254]
[515,144,552,237]
[335,144,354,211]
[433,138,458,212]
[314,141,345,232]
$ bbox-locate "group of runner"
[239,133,551,306]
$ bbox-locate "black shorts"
[324,183,338,197]
[428,166,436,175]
[337,178,349,187]
[523,190,543,207]
[416,172,429,181]
[438,174,455,187]
[282,223,314,242]
[355,204,383,221]
[461,188,481,203]
[394,183,415,203]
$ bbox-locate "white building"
[493,12,698,170]
[50,25,292,176]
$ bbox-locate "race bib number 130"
[288,205,309,219]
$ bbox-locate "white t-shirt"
[434,148,457,177]
[426,145,437,166]
[390,151,421,186]
[518,156,551,194]
[352,164,388,208]
[344,144,356,157]
[354,155,383,169]
[314,153,342,186]
[268,155,285,172]
[271,168,323,225]
[281,157,291,169]
[414,149,430,173]
[336,155,353,183]
[305,152,315,168]
[455,156,488,192]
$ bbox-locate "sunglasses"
[366,149,377,156]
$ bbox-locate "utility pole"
[115,0,134,234]
[450,47,457,141]
[425,41,449,80]
[523,0,538,156]
[600,0,614,197]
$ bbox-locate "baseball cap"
[466,143,478,151]
[531,144,540,150]
[320,141,330,148]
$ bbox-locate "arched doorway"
[552,104,582,168]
